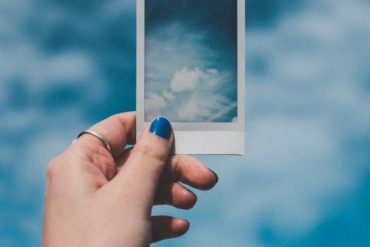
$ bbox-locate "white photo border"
[137,0,245,154]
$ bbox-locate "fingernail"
[208,168,219,183]
[186,188,198,201]
[149,117,172,140]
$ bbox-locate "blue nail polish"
[149,117,172,140]
[208,168,219,183]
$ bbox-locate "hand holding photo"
[137,0,245,154]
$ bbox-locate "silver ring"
[76,130,112,154]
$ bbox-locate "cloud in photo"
[144,0,237,122]
[171,67,203,92]
[170,67,220,92]
[145,60,235,122]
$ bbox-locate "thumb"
[113,117,173,211]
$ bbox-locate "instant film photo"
[137,0,245,154]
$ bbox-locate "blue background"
[1,0,370,246]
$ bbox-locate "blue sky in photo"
[1,0,370,246]
[144,0,238,122]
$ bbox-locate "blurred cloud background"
[1,0,370,246]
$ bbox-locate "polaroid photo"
[137,0,245,155]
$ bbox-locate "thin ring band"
[77,130,112,154]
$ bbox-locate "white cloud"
[145,83,235,122]
[176,94,235,122]
[204,68,222,87]
[145,66,233,121]
[163,91,175,101]
[145,93,167,120]
[170,67,220,93]
[171,67,202,92]
[178,97,210,121]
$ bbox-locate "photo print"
[137,0,245,154]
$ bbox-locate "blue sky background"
[1,0,370,246]
[144,0,237,122]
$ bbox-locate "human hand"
[42,112,218,247]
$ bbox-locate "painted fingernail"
[149,117,172,140]
[186,188,198,202]
[208,168,219,183]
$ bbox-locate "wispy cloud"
[145,2,237,123]
[170,67,220,92]
[145,63,235,122]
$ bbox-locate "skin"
[42,112,218,247]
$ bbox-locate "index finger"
[76,112,136,159]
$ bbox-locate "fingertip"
[149,117,173,140]
[166,155,220,191]
[131,117,174,164]
[172,218,190,236]
[207,168,219,186]
[151,216,190,242]
[195,167,219,191]
[155,182,197,209]
[183,188,197,209]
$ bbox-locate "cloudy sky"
[1,0,370,246]
[144,0,238,122]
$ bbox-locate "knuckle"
[46,157,60,178]
[46,154,65,179]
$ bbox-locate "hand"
[42,112,218,247]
